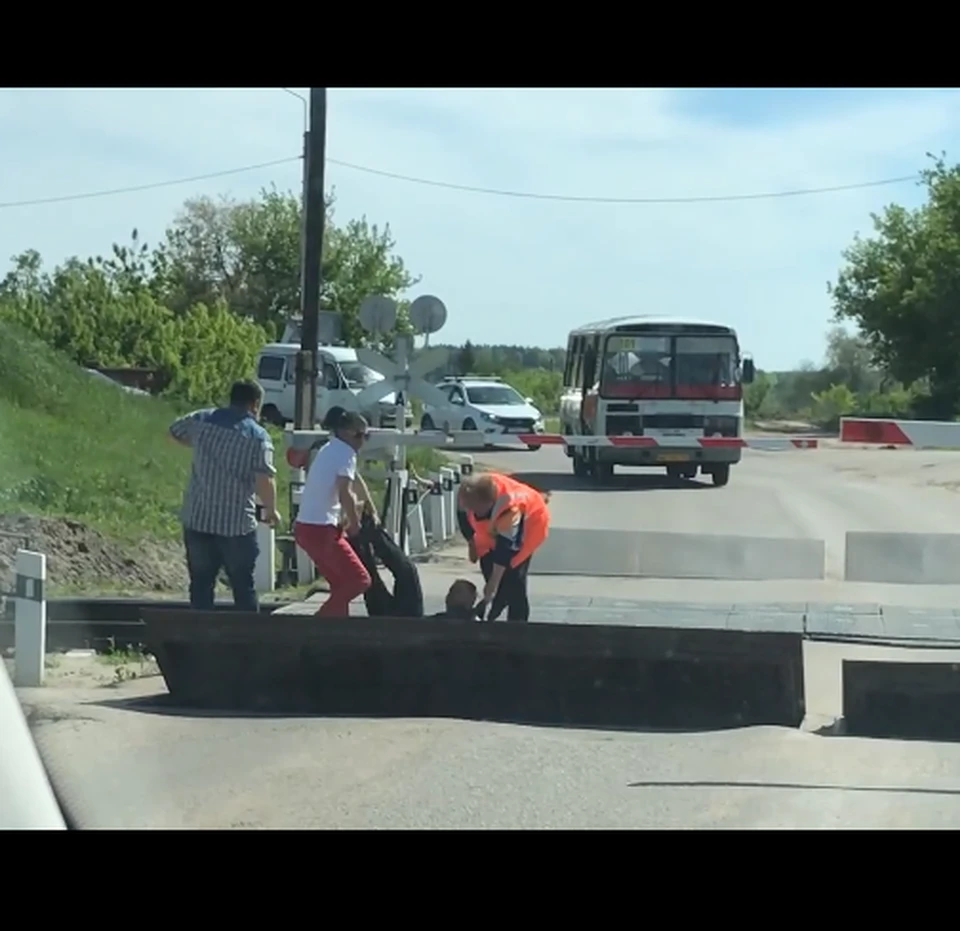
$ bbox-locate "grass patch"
[0,319,449,547]
[98,646,150,666]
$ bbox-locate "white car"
[420,376,545,450]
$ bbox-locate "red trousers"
[294,521,371,617]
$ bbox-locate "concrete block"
[141,608,806,729]
[533,528,825,581]
[845,532,960,584]
[843,660,960,740]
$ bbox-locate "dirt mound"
[0,514,186,595]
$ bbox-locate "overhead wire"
[325,157,922,204]
[0,152,922,211]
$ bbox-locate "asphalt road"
[16,442,960,829]
[21,638,960,829]
[472,443,960,580]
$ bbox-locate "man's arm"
[337,475,361,532]
[253,433,280,526]
[353,471,376,514]
[168,409,213,448]
[481,508,522,604]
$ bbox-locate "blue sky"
[1,87,956,369]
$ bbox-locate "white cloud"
[1,87,956,368]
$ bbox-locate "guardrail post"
[385,469,408,546]
[439,467,455,540]
[428,472,445,546]
[14,550,46,688]
[406,481,429,554]
[290,482,315,586]
[254,506,275,594]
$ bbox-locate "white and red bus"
[558,315,755,486]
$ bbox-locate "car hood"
[476,403,541,420]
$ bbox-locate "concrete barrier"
[140,608,806,729]
[844,532,960,584]
[533,529,826,581]
[842,659,960,740]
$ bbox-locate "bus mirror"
[742,358,755,383]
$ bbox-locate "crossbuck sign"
[353,345,451,411]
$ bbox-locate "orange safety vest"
[465,473,551,569]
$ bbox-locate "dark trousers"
[480,553,532,622]
[183,528,259,612]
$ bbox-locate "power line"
[0,156,302,209]
[0,152,923,212]
[326,157,922,204]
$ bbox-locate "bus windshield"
[599,333,739,399]
[675,335,737,397]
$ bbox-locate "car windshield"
[338,362,381,388]
[465,385,525,405]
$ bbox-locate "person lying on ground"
[429,578,481,620]
[348,511,424,618]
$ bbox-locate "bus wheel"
[710,464,731,487]
[594,462,614,485]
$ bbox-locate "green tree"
[457,340,477,374]
[829,154,960,419]
[152,187,418,343]
[0,250,266,406]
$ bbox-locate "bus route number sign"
[611,336,640,351]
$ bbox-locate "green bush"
[0,252,268,409]
[500,368,562,415]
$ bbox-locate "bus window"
[563,335,580,388]
[676,336,737,387]
[600,335,671,395]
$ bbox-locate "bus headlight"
[704,416,738,437]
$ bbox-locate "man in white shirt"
[293,410,377,617]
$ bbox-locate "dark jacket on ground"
[348,514,424,618]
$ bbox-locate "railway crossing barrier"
[7,553,960,737]
[842,660,960,741]
[139,606,807,729]
[840,416,960,449]
[534,529,827,581]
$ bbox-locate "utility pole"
[294,88,328,430]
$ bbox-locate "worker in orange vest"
[456,472,551,622]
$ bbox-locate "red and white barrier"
[502,434,819,450]
[840,417,960,449]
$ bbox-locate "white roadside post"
[14,550,46,688]
[406,481,428,554]
[449,463,462,536]
[387,467,408,548]
[461,454,474,477]
[254,505,275,594]
[440,467,456,540]
[428,473,446,546]
[292,484,315,586]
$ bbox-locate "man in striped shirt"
[169,380,280,612]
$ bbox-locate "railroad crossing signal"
[353,346,451,410]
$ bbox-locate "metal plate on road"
[806,606,960,643]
